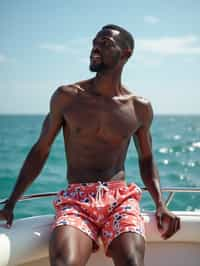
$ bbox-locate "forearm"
[5,143,49,210]
[139,156,165,208]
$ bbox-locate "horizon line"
[0,113,200,116]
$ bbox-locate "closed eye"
[92,37,115,48]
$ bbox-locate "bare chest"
[64,96,138,144]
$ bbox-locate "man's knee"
[123,253,144,266]
[109,233,145,266]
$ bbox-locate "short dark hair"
[102,24,134,52]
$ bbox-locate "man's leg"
[108,232,145,266]
[49,225,93,266]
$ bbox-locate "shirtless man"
[0,25,180,266]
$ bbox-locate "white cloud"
[137,35,200,55]
[144,16,160,24]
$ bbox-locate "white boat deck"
[0,211,200,266]
[0,187,200,266]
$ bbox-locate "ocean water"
[0,114,200,219]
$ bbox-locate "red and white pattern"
[53,180,145,256]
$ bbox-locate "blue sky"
[0,0,200,114]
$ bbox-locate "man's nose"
[92,45,101,54]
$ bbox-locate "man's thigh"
[108,232,145,266]
[49,225,93,266]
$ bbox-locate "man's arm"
[0,87,66,226]
[133,97,180,239]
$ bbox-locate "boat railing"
[0,187,200,207]
[142,187,200,207]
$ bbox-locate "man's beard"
[89,52,121,73]
[89,61,106,72]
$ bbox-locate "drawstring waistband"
[96,182,109,206]
[67,180,127,207]
[55,180,142,209]
[68,180,126,190]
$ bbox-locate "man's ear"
[126,48,132,58]
[121,48,132,60]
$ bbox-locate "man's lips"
[90,52,102,60]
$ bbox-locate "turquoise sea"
[0,115,200,219]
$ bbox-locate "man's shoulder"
[123,86,151,109]
[133,95,153,128]
[54,83,83,97]
[52,79,91,101]
[134,95,151,108]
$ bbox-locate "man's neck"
[92,69,123,98]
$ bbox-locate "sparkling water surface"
[0,115,200,219]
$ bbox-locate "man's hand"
[156,204,180,239]
[0,206,14,228]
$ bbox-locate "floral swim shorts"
[53,180,145,256]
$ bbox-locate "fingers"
[0,209,14,228]
[175,216,181,232]
[156,213,163,230]
[162,216,181,239]
[6,213,13,228]
[162,219,174,239]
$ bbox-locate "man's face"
[89,29,123,72]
